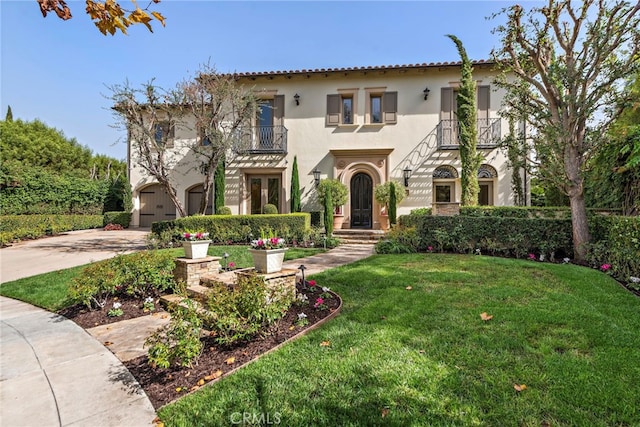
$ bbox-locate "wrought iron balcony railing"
[233,125,288,154]
[437,118,501,149]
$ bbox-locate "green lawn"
[0,245,324,311]
[158,254,640,426]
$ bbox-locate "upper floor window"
[365,89,397,125]
[326,89,358,126]
[153,121,174,148]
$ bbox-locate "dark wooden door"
[350,173,372,229]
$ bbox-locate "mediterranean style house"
[128,60,526,228]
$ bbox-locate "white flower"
[539,254,545,262]
[145,297,154,304]
[296,294,308,302]
[322,287,331,292]
[297,312,307,320]
[475,248,481,255]
[563,258,571,264]
[630,276,640,284]
[112,302,122,309]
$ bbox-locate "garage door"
[139,184,176,227]
[187,184,213,216]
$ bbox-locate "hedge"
[151,213,312,245]
[0,215,103,245]
[103,211,131,228]
[459,206,622,219]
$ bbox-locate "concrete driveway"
[0,228,150,283]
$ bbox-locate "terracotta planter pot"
[248,248,287,273]
[183,240,212,259]
[333,214,345,230]
[379,214,390,231]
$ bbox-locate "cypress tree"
[389,182,397,225]
[5,105,13,122]
[214,156,225,213]
[290,156,301,212]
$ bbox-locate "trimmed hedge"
[103,211,131,228]
[459,206,622,219]
[0,214,103,245]
[151,213,311,245]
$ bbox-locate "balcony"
[437,118,501,150]
[234,125,288,154]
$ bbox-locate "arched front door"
[350,173,373,229]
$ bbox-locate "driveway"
[0,228,150,283]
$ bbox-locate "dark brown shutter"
[441,87,454,121]
[477,86,490,120]
[382,91,397,124]
[274,94,285,127]
[326,94,340,126]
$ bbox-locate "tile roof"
[232,60,495,78]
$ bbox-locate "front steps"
[333,229,385,244]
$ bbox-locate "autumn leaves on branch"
[36,0,166,35]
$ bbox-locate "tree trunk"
[569,191,590,263]
[159,179,186,218]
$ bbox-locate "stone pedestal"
[174,256,221,288]
[433,202,461,216]
[235,268,297,301]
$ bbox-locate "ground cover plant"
[158,254,640,426]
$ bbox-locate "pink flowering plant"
[182,231,210,241]
[600,263,612,272]
[250,229,286,250]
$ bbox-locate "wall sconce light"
[403,168,412,187]
[312,169,321,186]
[294,93,300,106]
[423,87,430,100]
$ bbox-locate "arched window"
[432,166,459,203]
[477,164,498,205]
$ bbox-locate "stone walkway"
[0,233,374,426]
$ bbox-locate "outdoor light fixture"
[298,264,307,286]
[312,169,321,186]
[223,252,229,270]
[403,168,412,187]
[423,87,430,100]
[294,93,300,106]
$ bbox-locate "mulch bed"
[58,293,166,329]
[60,283,341,409]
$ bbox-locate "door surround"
[329,149,392,230]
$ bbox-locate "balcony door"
[249,175,281,214]
[350,173,373,229]
[257,100,274,149]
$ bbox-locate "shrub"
[262,204,278,214]
[375,226,419,254]
[374,181,405,213]
[202,274,293,346]
[317,179,348,211]
[151,213,311,246]
[69,251,176,309]
[103,211,131,228]
[216,206,232,215]
[146,299,203,369]
[0,214,103,245]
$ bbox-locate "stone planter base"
[174,256,221,288]
[235,268,297,301]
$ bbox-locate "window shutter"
[382,91,397,124]
[441,88,454,121]
[477,86,490,121]
[274,94,285,127]
[326,94,340,126]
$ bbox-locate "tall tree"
[491,0,640,262]
[179,65,258,215]
[109,80,187,217]
[447,34,482,206]
[214,156,225,214]
[5,106,13,122]
[290,156,301,213]
[36,0,165,35]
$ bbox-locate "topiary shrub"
[216,206,232,215]
[103,211,131,228]
[262,204,278,214]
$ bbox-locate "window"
[249,175,281,214]
[435,185,453,203]
[153,121,174,147]
[365,90,397,125]
[326,89,358,126]
[433,165,459,204]
[477,164,497,206]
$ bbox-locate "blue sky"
[0,1,535,160]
